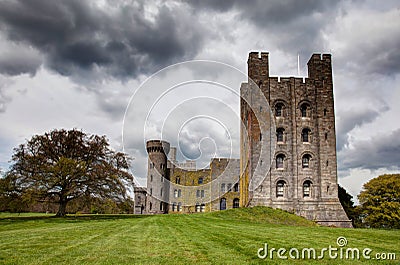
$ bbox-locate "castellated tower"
[146,140,170,214]
[240,52,352,227]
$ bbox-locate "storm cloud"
[339,128,400,170]
[336,108,382,151]
[188,0,343,60]
[0,0,205,79]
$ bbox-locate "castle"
[134,52,352,228]
[135,140,241,214]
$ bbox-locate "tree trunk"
[56,200,67,217]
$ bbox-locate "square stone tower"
[240,52,352,227]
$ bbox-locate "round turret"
[146,140,170,214]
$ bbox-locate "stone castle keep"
[134,52,352,228]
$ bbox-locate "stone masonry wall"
[240,52,352,227]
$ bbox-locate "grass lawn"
[0,207,399,264]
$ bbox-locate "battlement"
[210,158,240,171]
[146,140,170,155]
[248,51,269,61]
[307,53,332,81]
[308,53,331,62]
[269,76,307,84]
[247,51,270,84]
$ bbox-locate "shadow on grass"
[0,213,154,223]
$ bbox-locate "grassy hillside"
[0,207,399,264]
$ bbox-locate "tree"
[358,174,400,228]
[5,129,133,217]
[0,174,32,213]
[338,184,361,227]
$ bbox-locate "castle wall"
[166,158,240,213]
[133,187,147,214]
[169,167,211,213]
[240,52,352,227]
[210,158,240,211]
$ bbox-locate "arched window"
[200,203,205,212]
[175,177,180,184]
[233,183,239,192]
[302,154,311,168]
[172,202,176,212]
[160,188,163,197]
[300,103,310,117]
[275,103,284,117]
[221,183,226,192]
[303,180,312,197]
[302,128,311,142]
[276,180,286,197]
[227,183,232,191]
[198,177,203,184]
[233,198,240,208]
[178,202,182,212]
[195,203,200,212]
[220,198,227,210]
[276,128,285,142]
[276,154,285,169]
[149,202,152,210]
[150,175,153,182]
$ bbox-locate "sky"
[0,0,399,203]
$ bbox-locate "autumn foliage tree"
[358,174,400,228]
[3,129,133,217]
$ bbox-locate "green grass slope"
[205,206,316,226]
[0,207,399,264]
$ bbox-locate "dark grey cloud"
[364,44,400,76]
[189,0,342,59]
[0,0,347,80]
[0,45,42,76]
[330,4,400,77]
[334,29,400,77]
[0,0,204,78]
[339,128,400,170]
[190,0,340,24]
[336,108,384,151]
[239,0,340,28]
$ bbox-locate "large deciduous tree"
[358,174,400,228]
[5,129,133,217]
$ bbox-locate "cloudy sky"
[0,0,399,202]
